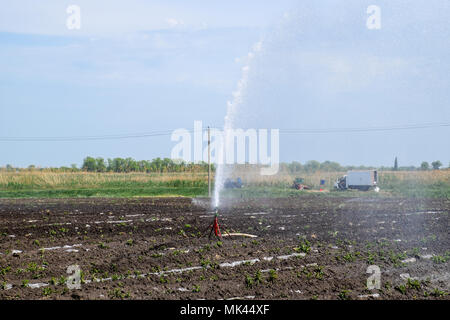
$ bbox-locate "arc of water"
[213,41,264,208]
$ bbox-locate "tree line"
[81,157,212,173]
[0,158,447,173]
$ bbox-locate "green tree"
[111,158,125,172]
[124,158,138,172]
[393,157,398,171]
[96,158,106,172]
[420,162,430,171]
[82,157,97,172]
[304,160,321,172]
[321,160,342,172]
[288,161,303,173]
[431,160,442,170]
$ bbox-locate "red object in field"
[205,212,223,240]
[204,209,231,240]
[213,216,222,238]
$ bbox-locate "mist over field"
[0,0,448,306]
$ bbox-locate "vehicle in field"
[224,177,243,189]
[292,177,311,190]
[334,170,379,191]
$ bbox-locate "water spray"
[212,40,265,211]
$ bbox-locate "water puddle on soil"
[27,283,49,289]
[358,293,380,299]
[243,212,268,216]
[401,257,416,264]
[277,253,306,260]
[4,248,311,291]
[226,296,256,300]
[42,244,82,251]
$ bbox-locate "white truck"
[334,170,379,191]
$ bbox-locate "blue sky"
[0,0,449,168]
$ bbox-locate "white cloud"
[277,51,413,93]
[0,1,283,36]
[166,18,184,28]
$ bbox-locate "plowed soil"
[0,196,448,300]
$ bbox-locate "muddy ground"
[0,196,448,300]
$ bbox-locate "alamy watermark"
[367,5,381,30]
[366,265,381,290]
[171,121,279,175]
[66,5,81,30]
[64,5,379,31]
[66,265,81,289]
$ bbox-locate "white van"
[334,170,378,191]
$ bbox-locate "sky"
[0,0,449,168]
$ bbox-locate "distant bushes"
[281,160,377,173]
[81,157,213,173]
[1,158,447,174]
[280,160,448,173]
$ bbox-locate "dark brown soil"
[0,196,448,300]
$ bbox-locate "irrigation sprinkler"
[204,207,232,240]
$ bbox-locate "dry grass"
[0,171,209,190]
[0,168,448,193]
